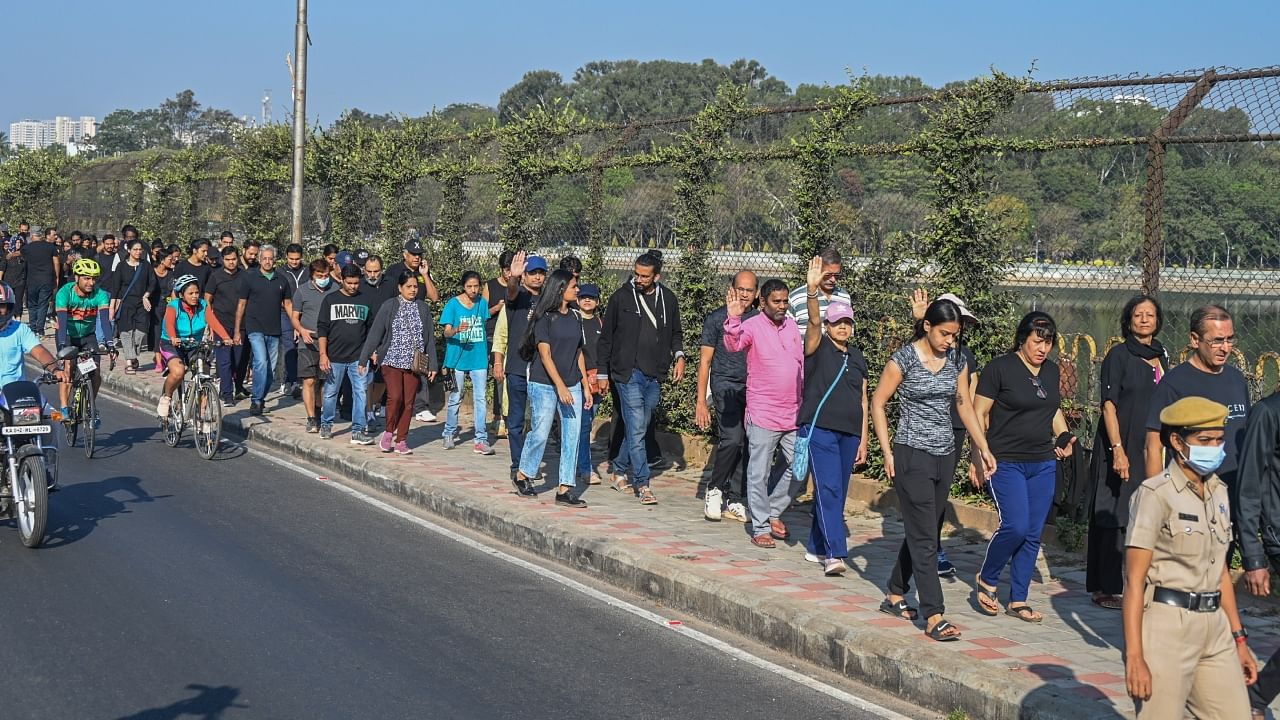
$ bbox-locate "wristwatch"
[1233,628,1249,641]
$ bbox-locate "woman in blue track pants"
[795,257,868,577]
[973,312,1076,624]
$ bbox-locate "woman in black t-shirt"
[973,312,1076,623]
[796,257,869,577]
[512,270,593,507]
[149,245,182,372]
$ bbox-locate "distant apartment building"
[8,116,97,151]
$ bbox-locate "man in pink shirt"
[723,278,805,548]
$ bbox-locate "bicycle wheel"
[163,384,184,448]
[66,384,82,448]
[194,382,222,460]
[82,382,96,459]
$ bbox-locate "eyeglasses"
[1030,377,1047,400]
[1201,336,1236,348]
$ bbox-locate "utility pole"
[290,0,308,247]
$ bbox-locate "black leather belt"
[1153,587,1221,612]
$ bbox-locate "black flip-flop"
[878,598,918,621]
[1005,605,1043,624]
[926,620,961,642]
[973,578,1000,616]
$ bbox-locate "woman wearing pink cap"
[796,257,869,576]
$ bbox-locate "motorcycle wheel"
[13,454,47,548]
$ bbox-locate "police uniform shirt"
[1126,461,1231,594]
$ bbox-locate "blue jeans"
[803,425,859,559]
[519,382,582,486]
[321,361,368,431]
[577,393,601,477]
[27,284,52,334]
[980,459,1057,603]
[247,333,281,403]
[613,369,660,488]
[505,374,529,473]
[445,368,488,443]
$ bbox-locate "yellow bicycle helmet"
[72,258,102,277]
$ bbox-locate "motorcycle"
[0,348,72,548]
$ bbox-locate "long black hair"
[519,269,576,362]
[914,298,966,367]
[1012,311,1057,351]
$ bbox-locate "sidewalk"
[73,347,1280,720]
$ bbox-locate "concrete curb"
[89,366,1112,720]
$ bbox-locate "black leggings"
[888,444,958,620]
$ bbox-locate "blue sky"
[5,0,1277,133]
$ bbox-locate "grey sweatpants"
[119,328,148,363]
[745,421,798,537]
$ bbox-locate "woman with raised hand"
[511,269,593,508]
[1087,295,1167,610]
[872,297,996,642]
[973,311,1075,624]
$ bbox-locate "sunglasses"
[1030,377,1047,400]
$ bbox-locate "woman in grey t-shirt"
[871,299,995,642]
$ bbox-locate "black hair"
[1190,304,1232,336]
[284,242,304,255]
[220,245,240,258]
[69,230,83,240]
[1120,294,1163,339]
[102,233,115,242]
[635,251,662,275]
[340,264,362,280]
[914,299,963,340]
[308,258,330,274]
[321,243,339,257]
[365,254,383,269]
[121,224,138,237]
[244,238,261,249]
[461,270,482,286]
[760,278,789,298]
[221,230,236,240]
[559,255,582,275]
[189,238,212,253]
[395,269,418,288]
[1012,311,1058,351]
[126,238,144,251]
[163,244,182,258]
[520,269,576,362]
[498,250,516,271]
[819,247,842,267]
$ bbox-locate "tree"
[498,71,568,123]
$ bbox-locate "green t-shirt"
[55,283,110,339]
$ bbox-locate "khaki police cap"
[1159,396,1228,429]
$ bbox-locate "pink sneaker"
[394,441,413,455]
[379,432,394,453]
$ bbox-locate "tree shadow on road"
[41,474,169,548]
[84,423,162,460]
[1019,663,1125,719]
[115,683,247,720]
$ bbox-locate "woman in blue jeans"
[511,270,593,508]
[973,311,1075,623]
[440,271,493,455]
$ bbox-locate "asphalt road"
[0,396,925,720]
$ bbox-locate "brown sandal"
[750,534,776,549]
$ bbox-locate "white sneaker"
[803,552,827,564]
[156,396,171,418]
[415,409,437,422]
[722,502,748,523]
[376,405,386,418]
[703,488,723,521]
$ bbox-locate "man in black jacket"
[1234,391,1280,716]
[597,251,685,505]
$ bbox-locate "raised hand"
[805,256,824,293]
[910,288,929,321]
[725,285,747,318]
[509,250,527,278]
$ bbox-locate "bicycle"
[63,340,117,459]
[161,339,223,460]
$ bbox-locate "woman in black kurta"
[111,240,158,373]
[1087,295,1167,607]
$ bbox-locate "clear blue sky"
[5,0,1277,133]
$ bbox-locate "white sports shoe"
[156,396,171,418]
[703,488,723,521]
[722,502,748,523]
[415,409,437,422]
[804,552,827,564]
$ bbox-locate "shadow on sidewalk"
[1021,663,1125,719]
[42,474,167,548]
[115,683,247,720]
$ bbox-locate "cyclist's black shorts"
[63,334,101,359]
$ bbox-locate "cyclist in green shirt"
[55,258,113,418]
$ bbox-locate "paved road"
[0,397,924,720]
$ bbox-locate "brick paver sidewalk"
[83,347,1280,719]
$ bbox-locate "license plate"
[2,425,50,436]
[77,358,97,374]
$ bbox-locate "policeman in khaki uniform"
[1123,396,1258,718]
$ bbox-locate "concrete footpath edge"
[86,366,1104,720]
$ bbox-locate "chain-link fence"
[42,65,1280,432]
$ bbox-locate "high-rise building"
[8,116,97,151]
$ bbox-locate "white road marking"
[249,448,916,720]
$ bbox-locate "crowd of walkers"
[9,217,1280,715]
